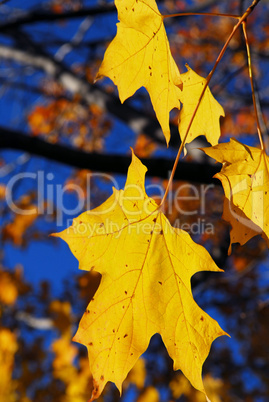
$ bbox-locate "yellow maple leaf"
[53,151,227,401]
[202,138,269,253]
[96,0,182,144]
[178,66,224,153]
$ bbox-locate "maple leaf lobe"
[178,65,224,153]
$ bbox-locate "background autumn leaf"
[0,328,18,402]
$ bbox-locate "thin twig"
[160,0,262,207]
[242,21,265,151]
[163,12,239,19]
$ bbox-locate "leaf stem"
[162,12,239,19]
[160,0,262,207]
[242,21,265,151]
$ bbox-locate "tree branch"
[0,0,218,31]
[0,42,180,147]
[0,126,220,184]
[0,4,116,32]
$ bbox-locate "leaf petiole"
[162,12,240,20]
[160,0,262,207]
[242,21,266,151]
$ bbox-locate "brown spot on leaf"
[93,384,99,396]
[89,342,93,346]
[200,316,204,321]
[100,375,104,381]
[158,281,162,285]
[125,290,127,295]
[124,334,128,338]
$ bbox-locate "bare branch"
[0,0,218,32]
[0,3,116,32]
[0,42,180,146]
[0,126,220,183]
